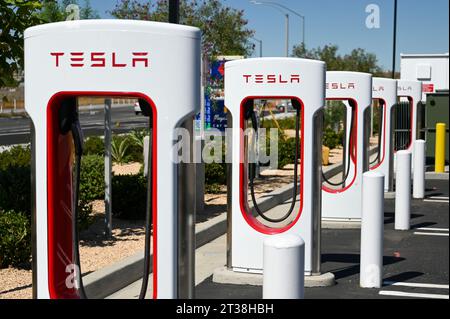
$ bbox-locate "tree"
[292,43,383,75]
[110,0,254,59]
[0,0,42,87]
[39,0,99,22]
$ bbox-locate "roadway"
[0,104,149,146]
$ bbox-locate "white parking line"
[428,196,450,200]
[423,199,449,203]
[413,232,449,237]
[383,281,449,289]
[415,227,449,232]
[379,291,449,299]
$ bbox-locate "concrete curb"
[83,212,227,299]
[212,266,335,287]
[425,172,449,180]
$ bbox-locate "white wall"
[400,54,449,101]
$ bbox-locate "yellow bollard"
[435,123,446,173]
[322,146,330,166]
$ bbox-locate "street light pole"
[392,0,398,79]
[285,13,289,57]
[251,1,290,57]
[169,0,180,24]
[251,37,263,57]
[251,1,306,48]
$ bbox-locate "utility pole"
[169,0,180,24]
[392,0,398,79]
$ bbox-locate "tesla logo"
[373,86,385,92]
[398,86,412,92]
[326,82,356,90]
[50,52,149,68]
[243,74,300,84]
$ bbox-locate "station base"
[212,266,335,287]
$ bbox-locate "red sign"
[422,84,435,93]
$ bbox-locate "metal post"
[177,116,196,299]
[435,123,446,173]
[302,16,305,47]
[360,171,384,288]
[395,150,411,230]
[370,103,374,138]
[169,0,180,24]
[285,14,289,57]
[104,98,112,237]
[259,39,263,58]
[392,0,398,79]
[413,140,426,199]
[263,234,304,299]
[311,109,323,275]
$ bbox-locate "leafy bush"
[278,137,297,169]
[0,145,31,170]
[0,211,31,268]
[112,174,148,220]
[261,116,297,130]
[111,135,130,164]
[205,162,227,186]
[323,128,344,150]
[80,155,104,202]
[84,136,104,156]
[0,165,31,216]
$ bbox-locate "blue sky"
[84,0,449,71]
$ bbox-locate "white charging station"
[225,58,325,275]
[322,71,372,221]
[396,80,423,155]
[370,78,398,192]
[25,20,200,299]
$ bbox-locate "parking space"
[195,178,449,299]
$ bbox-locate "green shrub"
[112,174,148,220]
[0,165,31,216]
[111,135,130,164]
[0,145,31,170]
[261,116,296,130]
[84,136,104,156]
[278,137,297,169]
[205,183,223,194]
[80,155,104,202]
[125,142,144,163]
[323,128,344,150]
[205,162,227,186]
[0,211,31,268]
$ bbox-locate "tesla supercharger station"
[396,80,423,161]
[370,78,398,192]
[25,20,200,299]
[225,58,325,275]
[321,71,372,221]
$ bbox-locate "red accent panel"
[370,98,387,170]
[47,92,157,299]
[322,98,358,194]
[239,96,304,235]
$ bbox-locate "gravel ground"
[0,163,145,299]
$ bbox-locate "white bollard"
[395,150,412,230]
[263,234,304,299]
[413,140,426,199]
[360,171,385,288]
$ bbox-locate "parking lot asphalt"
[195,179,449,299]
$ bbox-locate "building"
[400,53,449,101]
